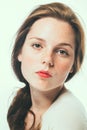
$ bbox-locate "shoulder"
[43,88,86,116]
[55,88,85,113]
[41,88,87,130]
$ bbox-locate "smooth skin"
[18,17,75,129]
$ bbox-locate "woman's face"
[18,17,75,91]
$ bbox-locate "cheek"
[21,55,35,70]
[55,59,74,75]
[20,56,34,82]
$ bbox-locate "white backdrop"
[0,0,87,129]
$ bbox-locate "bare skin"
[18,17,75,129]
[25,87,66,129]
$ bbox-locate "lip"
[36,71,52,78]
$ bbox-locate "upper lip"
[36,70,52,77]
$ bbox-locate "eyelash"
[31,43,69,56]
[55,49,69,56]
[32,43,42,49]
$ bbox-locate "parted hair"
[7,2,85,130]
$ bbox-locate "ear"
[18,53,22,62]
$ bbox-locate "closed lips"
[36,71,52,78]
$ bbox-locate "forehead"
[26,17,75,45]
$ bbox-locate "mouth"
[36,71,52,78]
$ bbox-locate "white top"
[41,89,87,130]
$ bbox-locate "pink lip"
[36,71,52,78]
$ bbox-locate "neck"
[30,85,65,113]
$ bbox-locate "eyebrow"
[56,43,74,49]
[28,37,74,49]
[29,37,45,42]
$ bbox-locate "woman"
[7,2,87,130]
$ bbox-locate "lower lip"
[36,72,52,78]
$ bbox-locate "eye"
[56,49,69,57]
[32,43,42,49]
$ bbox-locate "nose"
[41,51,54,67]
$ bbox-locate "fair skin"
[18,17,75,128]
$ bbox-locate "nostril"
[49,62,54,67]
[41,56,54,67]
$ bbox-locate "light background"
[0,0,87,129]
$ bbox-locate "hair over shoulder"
[7,2,85,130]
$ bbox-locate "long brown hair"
[7,2,85,130]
